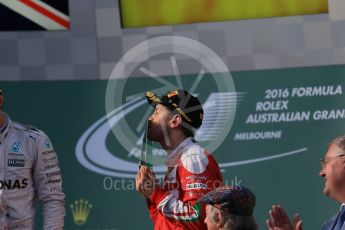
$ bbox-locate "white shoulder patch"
[181,144,209,174]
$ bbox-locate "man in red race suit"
[136,89,223,230]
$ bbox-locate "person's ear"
[168,114,182,128]
[215,211,226,228]
[0,95,4,110]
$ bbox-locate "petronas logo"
[11,142,20,153]
[70,199,93,225]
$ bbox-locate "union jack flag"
[0,0,70,31]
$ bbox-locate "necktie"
[333,207,345,230]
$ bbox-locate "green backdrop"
[1,64,345,229]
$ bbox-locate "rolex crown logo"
[70,199,93,225]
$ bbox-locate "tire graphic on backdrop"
[76,36,308,178]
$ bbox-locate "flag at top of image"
[0,0,70,31]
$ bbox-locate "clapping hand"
[266,205,302,230]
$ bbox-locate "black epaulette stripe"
[12,122,44,137]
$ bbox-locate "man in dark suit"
[266,135,345,230]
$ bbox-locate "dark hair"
[180,122,195,137]
[168,110,195,137]
[332,135,345,151]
